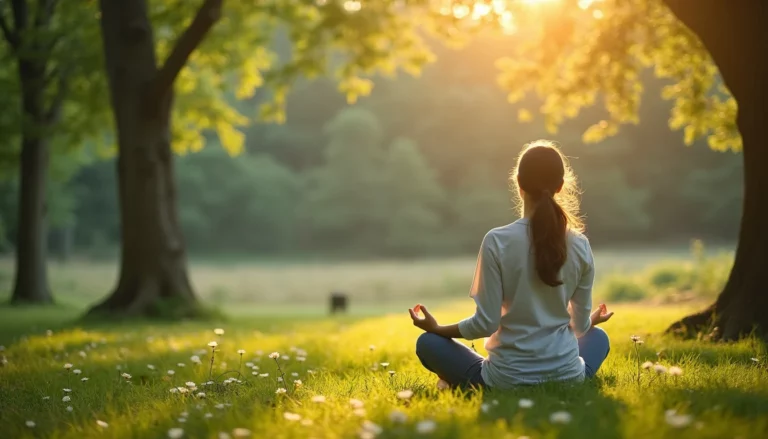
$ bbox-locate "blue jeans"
[415,326,611,388]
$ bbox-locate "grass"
[2,302,768,439]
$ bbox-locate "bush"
[599,276,647,302]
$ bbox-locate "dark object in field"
[330,293,348,314]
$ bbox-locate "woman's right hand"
[591,303,614,326]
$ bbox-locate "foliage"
[1,301,768,438]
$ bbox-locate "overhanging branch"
[147,0,223,108]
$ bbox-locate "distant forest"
[0,36,742,259]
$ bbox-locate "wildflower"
[218,433,231,439]
[362,420,383,435]
[308,369,315,375]
[369,345,376,351]
[204,413,213,419]
[62,396,71,402]
[312,395,326,403]
[388,370,396,376]
[237,349,246,355]
[97,420,109,428]
[191,355,201,364]
[147,364,156,370]
[284,412,302,421]
[208,341,218,348]
[519,398,534,408]
[389,410,408,423]
[64,363,73,370]
[215,403,225,409]
[630,335,644,344]
[42,396,50,400]
[275,388,287,394]
[380,362,390,368]
[167,370,175,376]
[185,381,196,388]
[549,411,572,424]
[232,428,252,437]
[492,399,499,406]
[196,392,206,399]
[66,406,73,412]
[79,351,87,358]
[178,387,189,394]
[177,363,186,367]
[291,372,299,377]
[350,398,365,408]
[669,366,683,376]
[267,352,279,359]
[178,418,187,423]
[73,369,82,375]
[277,377,283,382]
[416,420,437,434]
[297,357,306,362]
[121,373,132,380]
[26,421,35,428]
[642,361,654,370]
[170,388,179,394]
[654,364,668,374]
[481,403,491,413]
[214,328,225,336]
[81,377,89,382]
[294,380,303,387]
[751,357,760,363]
[281,355,290,361]
[63,388,72,392]
[665,409,693,428]
[397,389,414,400]
[168,427,185,438]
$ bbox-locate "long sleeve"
[458,233,503,340]
[569,238,594,338]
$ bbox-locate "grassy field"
[2,246,759,439]
[2,303,768,439]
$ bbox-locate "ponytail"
[530,190,568,286]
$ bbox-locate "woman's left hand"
[409,303,439,332]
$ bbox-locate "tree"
[0,0,106,304]
[91,0,438,316]
[491,0,761,339]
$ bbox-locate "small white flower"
[388,370,396,376]
[147,364,156,370]
[196,392,206,399]
[519,398,534,408]
[669,366,683,376]
[549,411,572,424]
[73,369,82,375]
[168,427,185,438]
[218,433,231,439]
[277,377,283,382]
[258,373,269,378]
[215,403,225,409]
[751,357,760,363]
[214,328,225,336]
[170,388,179,394]
[232,428,251,437]
[42,396,50,400]
[64,363,73,370]
[62,396,71,402]
[397,389,414,400]
[362,420,383,435]
[294,380,303,387]
[297,357,306,362]
[642,361,654,370]
[185,382,196,388]
[415,420,437,434]
[281,355,290,361]
[630,335,643,343]
[66,406,73,412]
[389,410,408,423]
[191,355,201,364]
[63,388,72,393]
[121,373,132,380]
[178,418,187,423]
[81,377,89,382]
[275,388,287,394]
[291,372,299,377]
[311,395,326,403]
[284,412,302,421]
[349,398,365,409]
[665,409,693,428]
[481,403,491,413]
[97,420,109,428]
[79,351,87,358]
[369,345,376,351]
[204,412,213,419]
[26,420,35,428]
[178,387,189,394]
[269,352,280,359]
[380,362,390,368]
[177,363,186,367]
[654,364,668,374]
[208,341,218,348]
[237,349,246,355]
[167,370,175,376]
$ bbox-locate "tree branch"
[148,0,223,107]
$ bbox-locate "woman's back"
[458,218,594,388]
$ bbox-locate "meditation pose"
[409,140,613,389]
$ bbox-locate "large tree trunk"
[664,1,768,340]
[86,0,198,318]
[10,57,53,305]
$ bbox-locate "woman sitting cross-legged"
[409,140,612,390]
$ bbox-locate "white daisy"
[654,364,668,374]
[26,420,35,428]
[549,411,572,424]
[232,428,251,437]
[64,363,73,370]
[669,366,683,376]
[415,420,437,434]
[311,395,326,403]
[284,412,302,421]
[96,420,109,428]
[73,369,82,375]
[208,341,218,348]
[642,361,654,370]
[167,370,175,376]
[275,388,287,394]
[269,352,280,359]
[168,427,185,438]
[214,328,225,336]
[81,377,89,382]
[519,398,534,408]
[62,396,71,402]
[66,406,73,412]
[396,389,414,400]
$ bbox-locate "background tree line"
[0,35,742,260]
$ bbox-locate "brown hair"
[512,140,583,287]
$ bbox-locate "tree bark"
[87,0,221,318]
[664,1,768,340]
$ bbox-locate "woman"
[409,140,612,389]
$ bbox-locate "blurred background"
[0,35,740,315]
